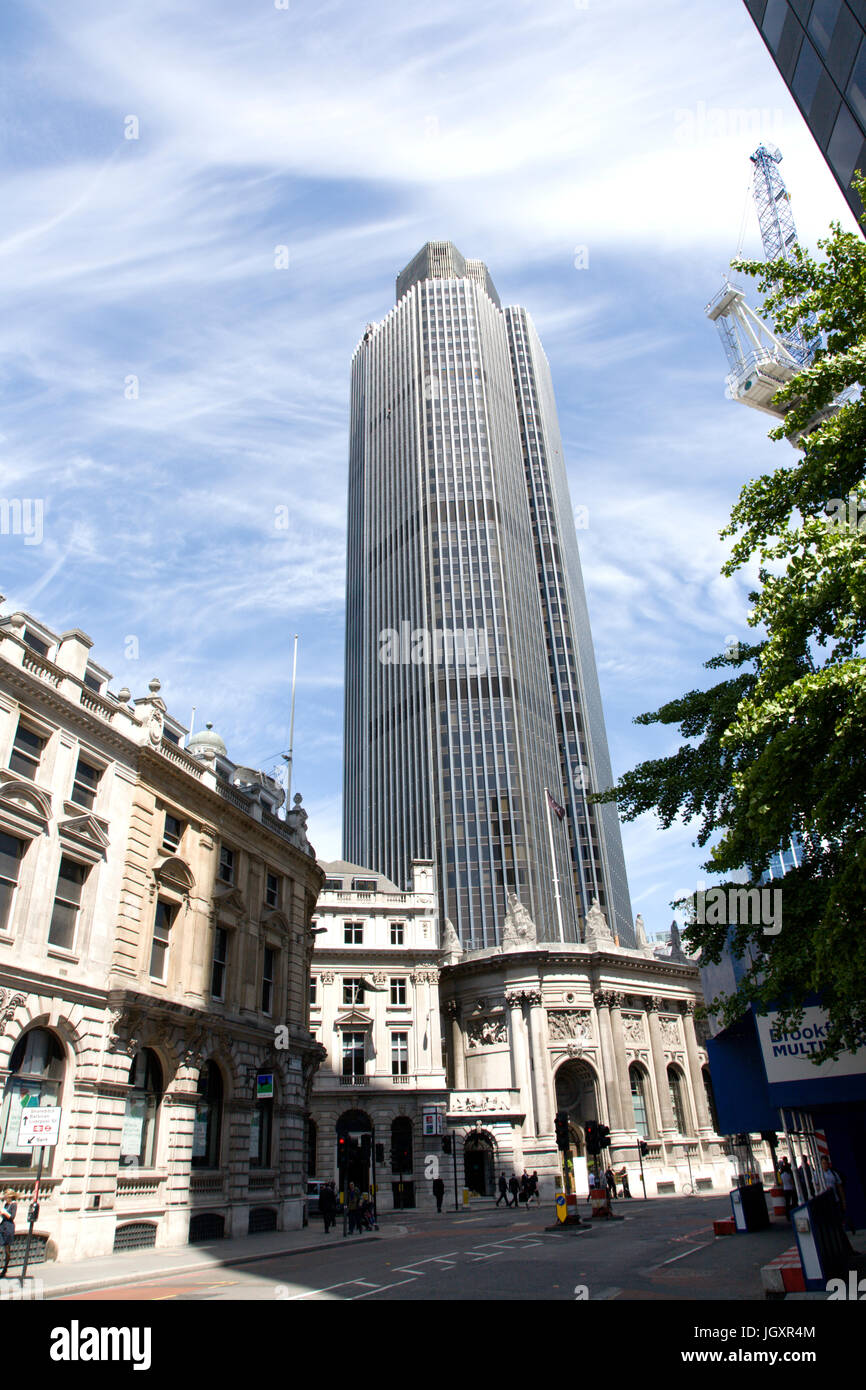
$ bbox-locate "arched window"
[390,1117,412,1174]
[121,1049,163,1168]
[667,1064,690,1135]
[702,1065,720,1133]
[192,1061,223,1169]
[0,1028,65,1171]
[307,1118,318,1177]
[629,1064,650,1138]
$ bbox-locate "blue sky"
[1,0,859,938]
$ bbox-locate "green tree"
[597,184,866,1061]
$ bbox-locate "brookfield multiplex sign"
[756,1008,866,1085]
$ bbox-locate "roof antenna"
[282,634,299,816]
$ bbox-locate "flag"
[546,789,565,822]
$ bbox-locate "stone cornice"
[440,946,699,982]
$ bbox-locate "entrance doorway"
[463,1130,495,1195]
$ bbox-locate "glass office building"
[343,243,634,949]
[744,0,866,224]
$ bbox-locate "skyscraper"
[743,0,866,225]
[344,242,634,949]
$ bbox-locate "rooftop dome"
[186,722,227,759]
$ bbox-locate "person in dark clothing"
[495,1172,509,1207]
[508,1174,520,1208]
[519,1173,530,1205]
[0,1192,17,1277]
[346,1182,361,1234]
[529,1172,540,1206]
[779,1158,796,1217]
[432,1176,445,1212]
[319,1182,337,1234]
[604,1167,617,1199]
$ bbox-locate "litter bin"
[730,1183,769,1232]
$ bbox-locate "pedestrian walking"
[0,1191,16,1278]
[320,1181,337,1234]
[821,1156,856,1234]
[619,1168,632,1199]
[432,1175,445,1213]
[529,1171,540,1206]
[798,1158,815,1198]
[508,1173,520,1208]
[495,1172,509,1207]
[519,1172,530,1205]
[604,1167,617,1200]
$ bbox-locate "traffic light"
[639,1140,649,1158]
[337,1134,347,1163]
[597,1124,611,1151]
[360,1133,371,1160]
[585,1121,599,1155]
[442,1135,452,1155]
[554,1110,569,1151]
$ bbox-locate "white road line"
[652,1240,713,1269]
[350,1278,417,1299]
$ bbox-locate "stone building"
[308,859,448,1210]
[0,603,323,1262]
[439,899,733,1198]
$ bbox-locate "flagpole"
[545,787,565,942]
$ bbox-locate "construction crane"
[706,145,829,444]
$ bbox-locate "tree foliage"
[596,182,866,1060]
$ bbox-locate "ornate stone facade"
[0,607,324,1261]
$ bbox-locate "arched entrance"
[463,1129,496,1196]
[336,1108,373,1192]
[554,1058,600,1128]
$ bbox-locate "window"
[391,1032,409,1076]
[761,0,788,53]
[344,921,363,945]
[121,1050,163,1168]
[265,872,279,909]
[249,1097,273,1169]
[390,977,407,1005]
[0,832,25,934]
[0,1028,65,1171]
[792,36,824,114]
[71,756,101,810]
[22,629,49,658]
[218,846,235,884]
[630,1064,650,1139]
[849,39,866,127]
[149,899,175,980]
[352,878,377,892]
[307,1118,318,1177]
[390,921,404,945]
[828,104,864,186]
[191,1061,223,1169]
[211,927,228,1000]
[343,978,365,1006]
[808,0,842,57]
[9,722,44,780]
[323,878,343,891]
[341,1031,366,1078]
[48,857,89,951]
[82,671,101,693]
[703,1066,720,1133]
[309,976,318,1006]
[668,1065,690,1134]
[261,947,276,1014]
[162,813,183,852]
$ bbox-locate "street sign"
[555,1193,568,1224]
[256,1073,274,1099]
[17,1106,61,1148]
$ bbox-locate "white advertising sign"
[756,1007,866,1084]
[17,1105,61,1148]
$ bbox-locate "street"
[54,1195,795,1302]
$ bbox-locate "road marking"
[350,1277,417,1299]
[651,1241,713,1269]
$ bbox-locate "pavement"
[15,1206,476,1299]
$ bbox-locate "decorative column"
[526,990,553,1137]
[681,1002,713,1134]
[592,990,624,1131]
[505,991,536,1134]
[645,998,676,1136]
[608,992,634,1131]
[443,1001,466,1090]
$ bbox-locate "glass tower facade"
[744,0,866,225]
[344,243,634,949]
